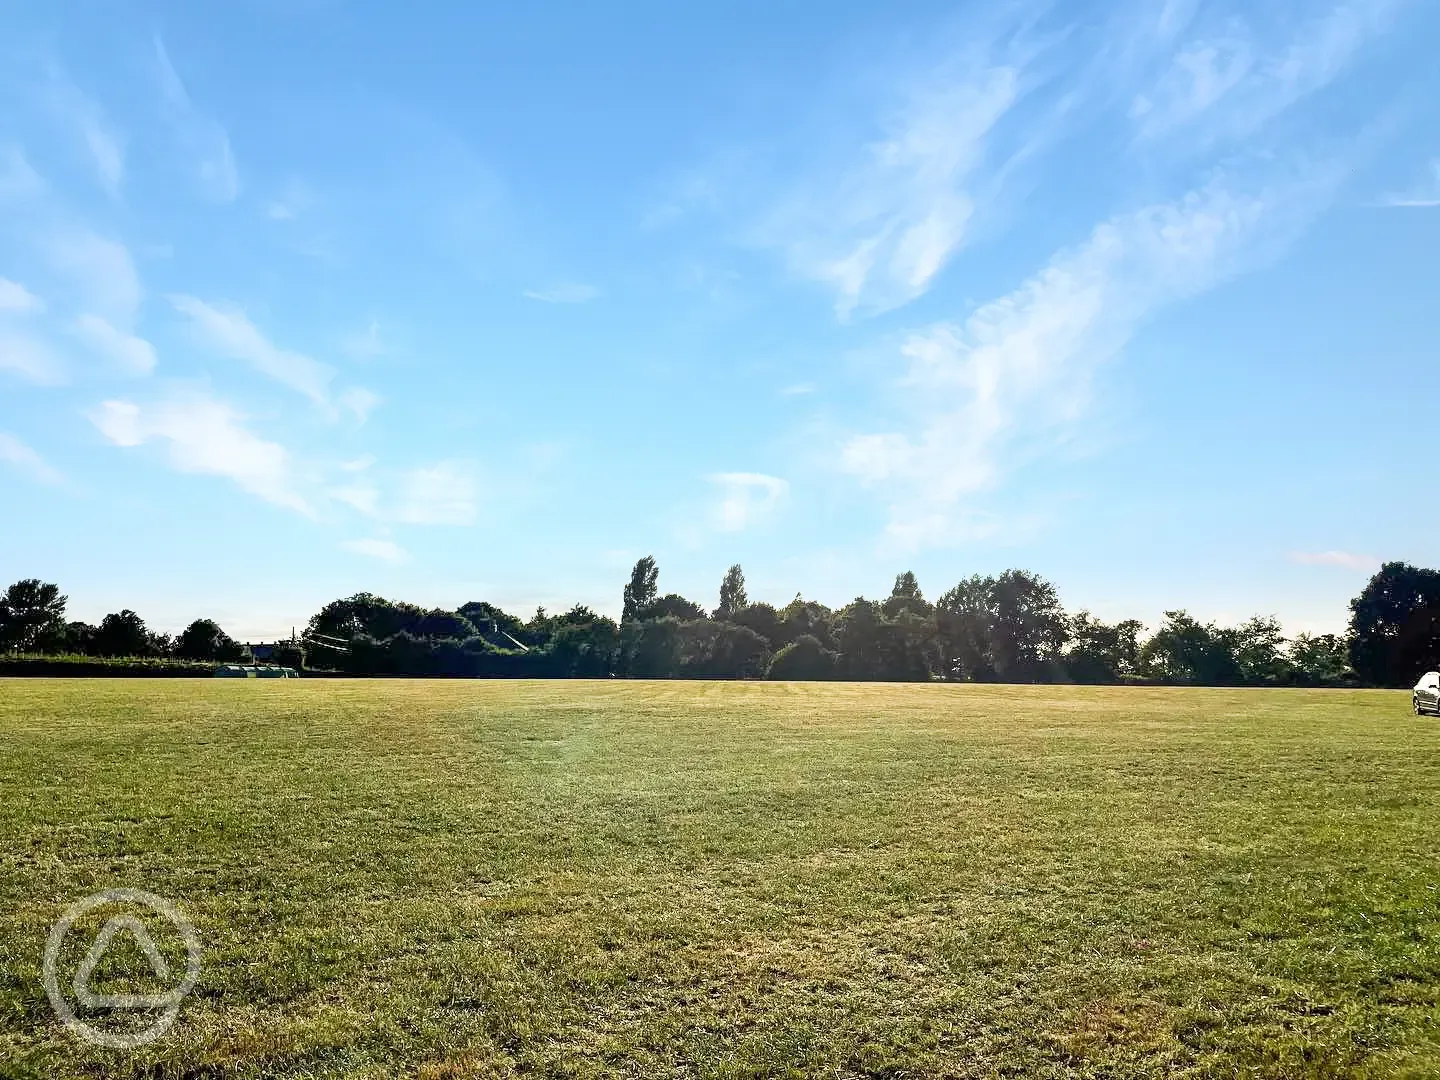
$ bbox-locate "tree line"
[5,559,1436,686]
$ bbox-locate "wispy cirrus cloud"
[90,392,311,514]
[1376,159,1440,207]
[1131,0,1408,145]
[523,284,600,304]
[0,432,64,484]
[155,37,239,202]
[44,66,125,197]
[1290,550,1380,571]
[763,57,1023,321]
[842,163,1342,550]
[169,295,377,421]
[341,537,408,563]
[328,459,479,526]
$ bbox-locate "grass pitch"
[1,680,1437,1078]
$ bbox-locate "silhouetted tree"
[716,565,748,620]
[1064,613,1144,683]
[93,610,154,657]
[731,602,782,647]
[645,593,707,621]
[0,579,67,652]
[1288,632,1352,686]
[622,556,659,623]
[177,619,244,661]
[1138,611,1243,685]
[1348,562,1440,687]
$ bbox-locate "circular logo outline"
[42,888,201,1049]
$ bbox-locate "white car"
[1415,671,1440,715]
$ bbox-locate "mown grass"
[1,679,1437,1078]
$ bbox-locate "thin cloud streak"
[0,432,64,484]
[155,37,239,202]
[1290,550,1381,572]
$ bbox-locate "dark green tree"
[93,610,154,657]
[176,619,244,661]
[882,571,932,619]
[716,564,748,620]
[767,634,839,680]
[1064,613,1144,683]
[1137,611,1242,685]
[0,579,68,652]
[622,615,683,677]
[1348,562,1440,687]
[1225,615,1289,685]
[935,570,1067,682]
[1288,632,1352,686]
[622,556,659,623]
[645,593,707,621]
[834,598,886,679]
[730,602,782,647]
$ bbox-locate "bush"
[0,654,217,677]
[766,635,839,680]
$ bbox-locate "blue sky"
[2,0,1438,640]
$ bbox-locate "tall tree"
[1348,562,1440,687]
[882,571,932,619]
[716,564,748,620]
[622,556,659,623]
[0,579,68,652]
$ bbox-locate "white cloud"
[1133,0,1406,143]
[330,482,380,515]
[90,393,311,514]
[780,382,816,396]
[842,166,1338,549]
[1290,550,1380,572]
[710,472,788,532]
[768,60,1020,320]
[341,538,408,563]
[1377,160,1440,207]
[338,386,382,423]
[395,462,478,525]
[0,330,66,384]
[155,37,239,202]
[0,433,63,484]
[168,294,339,410]
[45,67,126,196]
[523,284,601,304]
[74,314,157,376]
[0,279,44,314]
[46,230,141,323]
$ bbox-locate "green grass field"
[2,680,1438,1078]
